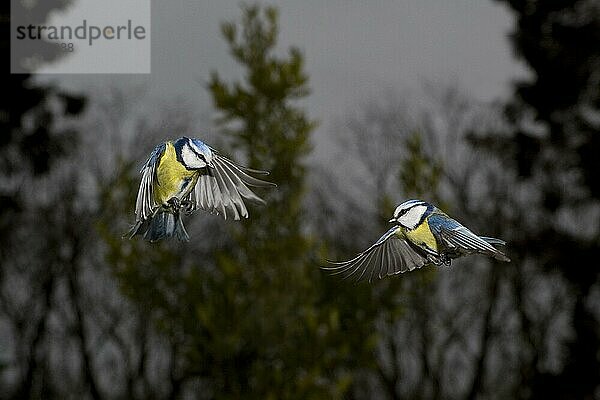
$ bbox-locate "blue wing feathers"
[427,212,510,261]
[427,213,462,232]
[141,142,166,173]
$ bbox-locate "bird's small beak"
[388,218,395,223]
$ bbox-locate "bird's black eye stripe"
[188,144,207,161]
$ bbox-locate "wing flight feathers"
[322,226,429,282]
[190,154,275,220]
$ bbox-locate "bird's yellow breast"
[154,142,199,204]
[403,218,438,253]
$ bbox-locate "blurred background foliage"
[1,1,599,399]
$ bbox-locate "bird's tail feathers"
[480,236,506,246]
[126,209,189,242]
[125,220,144,239]
[481,236,511,262]
[490,251,511,262]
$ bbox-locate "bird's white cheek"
[398,205,427,229]
[181,147,206,168]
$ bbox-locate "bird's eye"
[394,209,407,219]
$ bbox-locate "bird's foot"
[180,200,195,215]
[441,255,452,267]
[431,254,452,267]
[430,255,444,266]
[167,197,181,212]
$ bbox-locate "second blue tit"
[323,199,510,282]
[127,136,276,242]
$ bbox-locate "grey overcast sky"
[37,0,529,155]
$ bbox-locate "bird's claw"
[166,198,194,214]
[181,200,195,215]
[167,197,181,212]
[441,255,452,267]
[431,254,452,267]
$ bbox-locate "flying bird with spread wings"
[127,136,275,242]
[323,199,510,282]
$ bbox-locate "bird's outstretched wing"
[429,215,510,262]
[322,226,430,282]
[190,153,276,220]
[134,143,166,222]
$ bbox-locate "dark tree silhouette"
[486,1,600,398]
[1,2,89,398]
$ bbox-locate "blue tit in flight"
[127,136,275,242]
[323,199,510,282]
